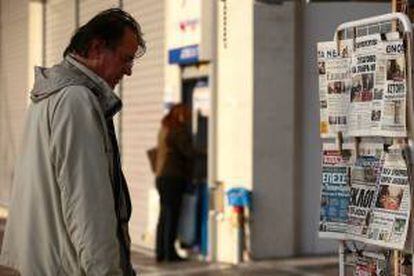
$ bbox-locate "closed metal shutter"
[0,0,29,205]
[79,0,118,26]
[122,0,165,249]
[45,0,76,67]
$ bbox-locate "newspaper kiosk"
[317,13,414,275]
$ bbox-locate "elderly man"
[0,8,145,276]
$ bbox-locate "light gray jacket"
[0,56,127,275]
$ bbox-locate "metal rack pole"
[334,12,412,40]
[339,241,345,276]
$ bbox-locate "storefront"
[0,0,394,264]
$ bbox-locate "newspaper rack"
[321,13,414,275]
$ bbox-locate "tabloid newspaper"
[319,143,353,239]
[366,144,410,250]
[351,251,388,276]
[317,32,407,138]
[347,142,385,240]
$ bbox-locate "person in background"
[155,104,193,262]
[0,8,145,275]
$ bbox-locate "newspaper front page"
[376,37,407,136]
[347,34,382,136]
[317,40,353,138]
[366,145,410,250]
[351,251,388,276]
[347,142,384,241]
[319,143,353,239]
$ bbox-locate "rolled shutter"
[44,0,76,67]
[0,0,29,204]
[122,0,165,249]
[79,0,118,26]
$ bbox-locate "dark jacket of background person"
[155,123,194,180]
[0,9,145,276]
[155,104,194,262]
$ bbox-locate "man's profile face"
[96,27,139,89]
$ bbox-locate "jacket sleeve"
[50,86,123,276]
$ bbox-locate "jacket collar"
[65,55,122,118]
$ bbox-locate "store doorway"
[181,74,210,257]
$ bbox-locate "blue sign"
[169,44,199,64]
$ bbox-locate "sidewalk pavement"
[131,251,339,275]
[0,206,340,275]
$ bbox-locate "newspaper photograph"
[319,143,353,239]
[317,40,353,138]
[347,34,382,137]
[366,145,410,250]
[375,37,407,137]
[351,251,388,276]
[347,142,384,241]
[345,33,407,137]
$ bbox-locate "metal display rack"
[328,13,414,275]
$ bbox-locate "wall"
[215,0,253,263]
[79,0,118,25]
[216,0,253,189]
[0,0,29,205]
[28,0,43,89]
[44,0,75,67]
[251,1,295,259]
[122,0,165,250]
